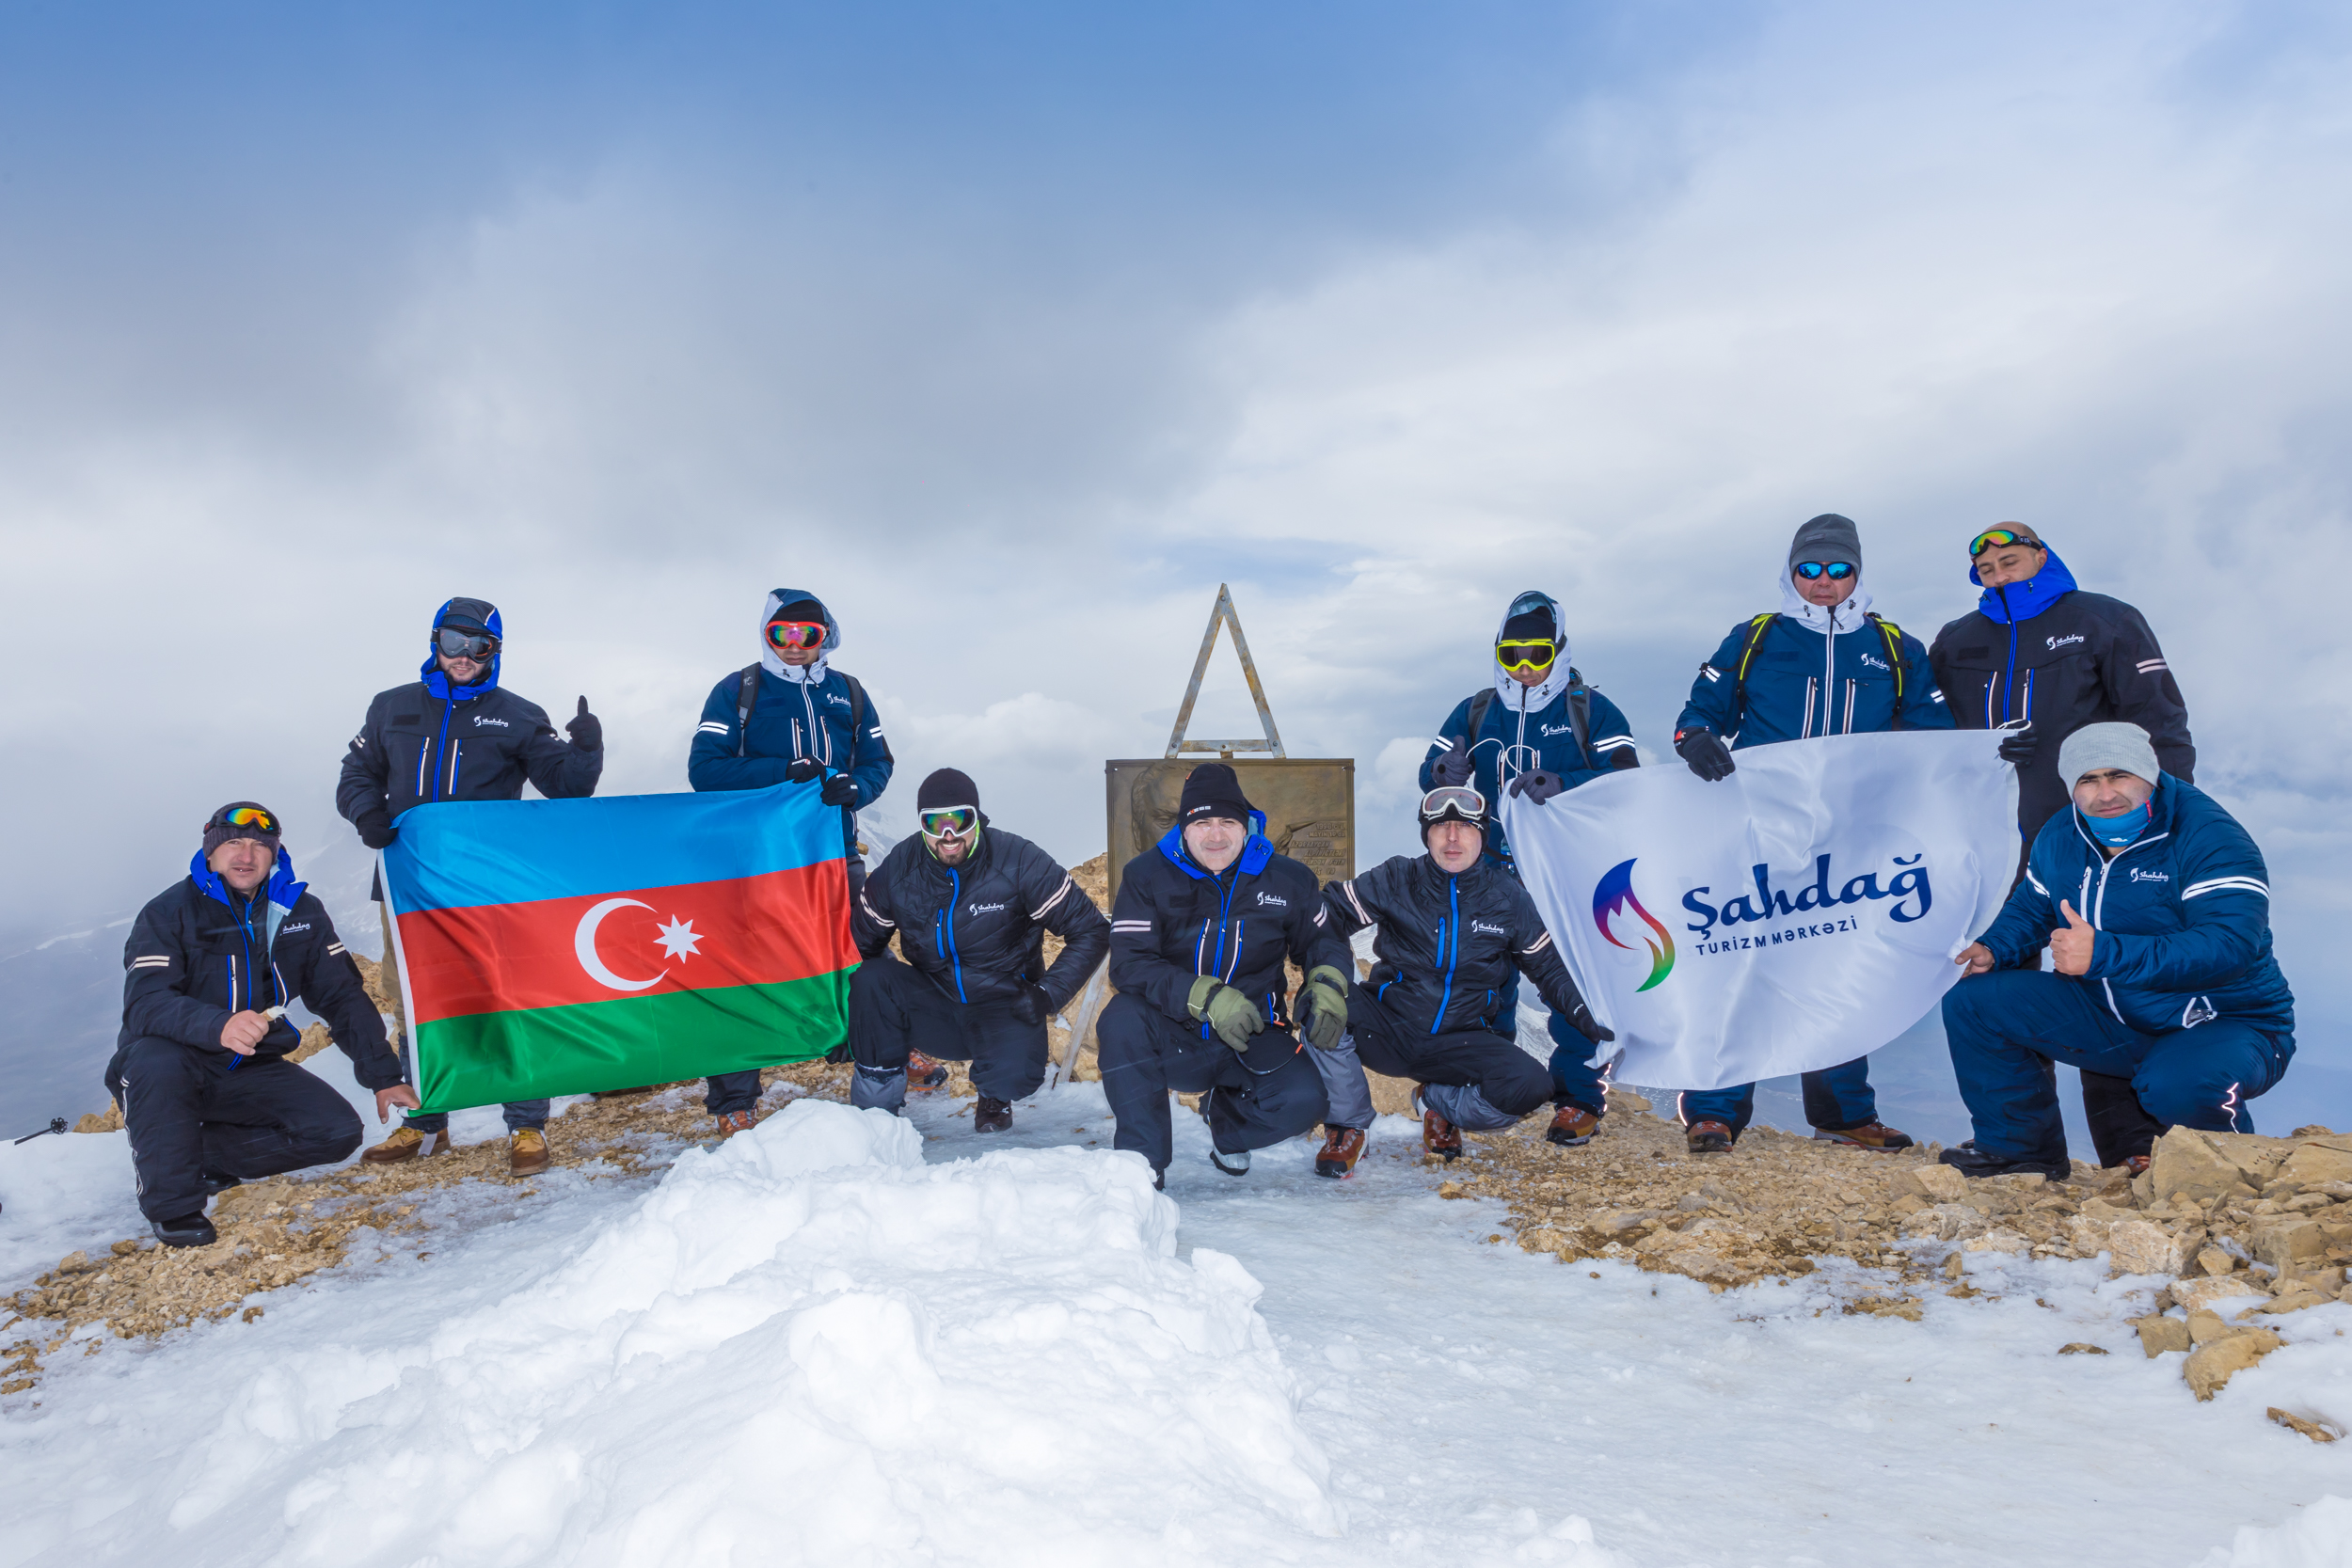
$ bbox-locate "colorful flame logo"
[1592,857,1675,991]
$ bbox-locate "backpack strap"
[1465,687,1494,747]
[1865,613,1910,703]
[1566,679,1592,767]
[1729,612,1778,717]
[735,664,761,759]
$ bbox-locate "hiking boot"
[1209,1146,1252,1176]
[2122,1154,2152,1178]
[907,1051,949,1091]
[151,1212,217,1247]
[509,1128,551,1177]
[200,1172,243,1197]
[711,1110,756,1136]
[361,1125,450,1164]
[1314,1125,1366,1178]
[974,1096,1014,1133]
[1813,1120,1915,1151]
[1939,1141,2068,1181]
[1686,1119,1736,1155]
[1546,1105,1600,1148]
[1416,1090,1463,1163]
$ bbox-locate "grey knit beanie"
[2057,721,2161,786]
[1788,513,1862,576]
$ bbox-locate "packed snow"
[6,1071,2352,1566]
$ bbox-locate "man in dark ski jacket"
[688,588,897,1128]
[1941,723,2290,1179]
[1311,786,1613,1173]
[1928,524,2199,1165]
[849,768,1110,1132]
[1670,514,1958,1156]
[1420,589,1638,1148]
[110,803,418,1246]
[1099,763,1353,1185]
[337,596,602,1174]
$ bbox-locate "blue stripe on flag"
[384,782,841,913]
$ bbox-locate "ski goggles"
[765,620,827,651]
[1792,561,1855,581]
[435,626,500,660]
[1968,528,2042,557]
[919,805,978,839]
[210,805,280,835]
[1418,785,1486,824]
[1494,639,1557,673]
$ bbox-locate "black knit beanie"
[917,768,980,812]
[1178,763,1254,827]
[201,801,282,858]
[771,597,827,626]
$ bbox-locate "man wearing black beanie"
[1098,763,1355,1185]
[848,767,1110,1132]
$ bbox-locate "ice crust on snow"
[118,1101,1341,1564]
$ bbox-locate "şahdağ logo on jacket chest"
[2046,633,2087,652]
[967,901,1008,916]
[2129,867,2170,884]
[470,715,511,729]
[1253,891,1288,908]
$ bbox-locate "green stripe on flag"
[408,970,853,1112]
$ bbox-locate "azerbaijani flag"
[379,782,857,1112]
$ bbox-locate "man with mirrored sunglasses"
[1310,786,1613,1172]
[689,589,896,1131]
[846,768,1108,1132]
[1926,524,2198,1166]
[1420,589,1639,1148]
[337,595,603,1175]
[1668,513,1952,1156]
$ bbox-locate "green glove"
[1188,976,1265,1053]
[1297,964,1350,1052]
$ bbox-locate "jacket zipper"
[1843,677,1858,734]
[1999,587,2020,723]
[429,695,454,802]
[937,869,968,1003]
[1431,877,1460,1034]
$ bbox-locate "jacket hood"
[187,846,305,919]
[759,587,841,679]
[1155,812,1273,880]
[421,596,502,701]
[1491,589,1577,710]
[1971,548,2079,626]
[1776,568,1875,634]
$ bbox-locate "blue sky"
[2,1,2348,1129]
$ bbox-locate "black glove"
[565,696,602,752]
[786,757,822,784]
[1009,982,1052,1027]
[1430,745,1474,788]
[355,809,398,850]
[1507,769,1565,804]
[1561,995,1615,1046]
[819,773,859,807]
[1677,729,1736,783]
[1997,723,2037,766]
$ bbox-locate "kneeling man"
[1313,785,1613,1170]
[850,768,1109,1131]
[111,803,417,1246]
[1943,722,2294,1178]
[1099,763,1353,1185]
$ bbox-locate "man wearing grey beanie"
[1939,722,2294,1178]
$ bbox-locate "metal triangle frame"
[1166,583,1285,758]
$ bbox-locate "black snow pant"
[1344,988,1552,1132]
[707,858,868,1115]
[1096,991,1328,1174]
[106,1037,363,1223]
[847,949,1047,1113]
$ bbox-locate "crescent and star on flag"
[573,897,705,991]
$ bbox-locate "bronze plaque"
[1104,757,1355,901]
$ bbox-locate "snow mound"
[2199,1497,2352,1567]
[139,1100,1338,1565]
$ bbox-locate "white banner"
[1502,730,2018,1091]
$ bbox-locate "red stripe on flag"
[396,862,856,1024]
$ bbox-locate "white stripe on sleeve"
[1519,932,1553,957]
[1030,879,1072,920]
[2182,877,2269,900]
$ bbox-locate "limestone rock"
[1902,1203,1987,1242]
[2185,1329,2283,1401]
[2185,1309,2234,1346]
[2267,1408,2343,1444]
[2057,1341,2109,1355]
[2251,1216,2327,1272]
[1912,1164,1968,1204]
[2106,1218,2189,1277]
[2173,1275,2270,1314]
[1607,1088,1652,1114]
[2206,1131,2296,1185]
[2136,1316,2191,1356]
[73,1102,123,1134]
[2149,1126,2249,1204]
[2255,1290,2333,1317]
[2275,1143,2352,1191]
[2195,1246,2236,1277]
[1963,1227,2031,1256]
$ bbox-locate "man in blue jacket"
[339,596,602,1175]
[1670,514,1963,1156]
[1420,589,1637,1148]
[688,589,895,1131]
[1941,723,2293,1179]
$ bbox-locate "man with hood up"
[1419,590,1638,1150]
[337,596,604,1175]
[1670,514,1961,1156]
[1928,524,2198,1167]
[847,768,1110,1132]
[112,802,420,1245]
[688,589,895,1132]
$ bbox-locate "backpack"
[1461,673,1594,772]
[1729,612,1910,714]
[736,665,869,761]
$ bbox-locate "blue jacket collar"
[1972,549,2078,626]
[2069,775,2181,853]
[421,654,499,702]
[1155,812,1274,880]
[188,848,307,927]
